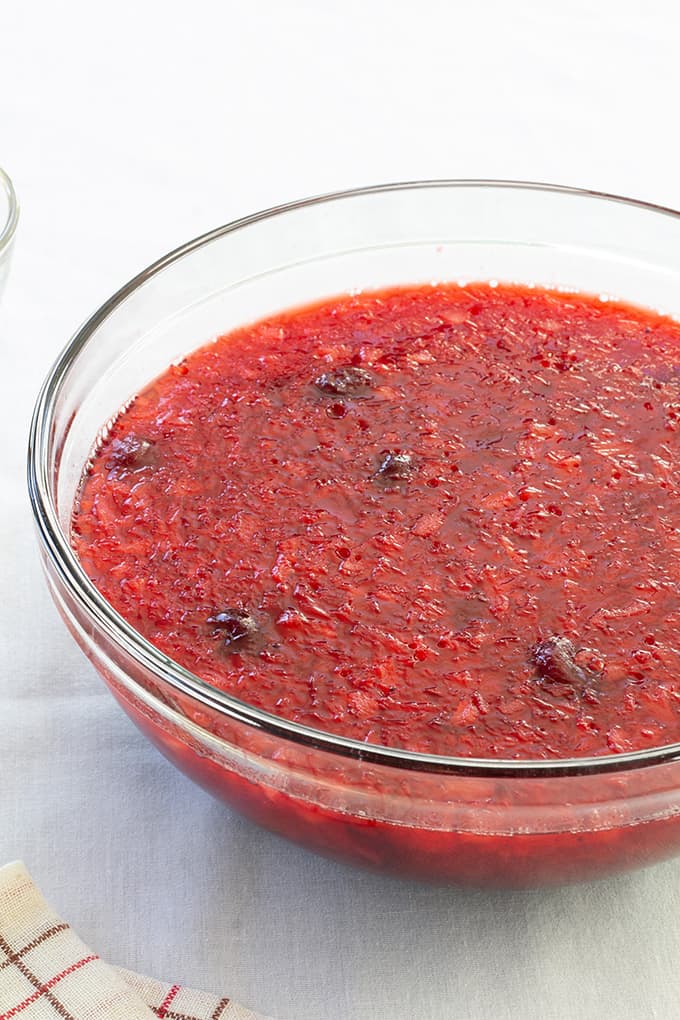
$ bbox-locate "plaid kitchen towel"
[0,862,270,1020]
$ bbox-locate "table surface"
[2,2,680,1017]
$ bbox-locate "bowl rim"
[0,167,19,259]
[27,177,680,779]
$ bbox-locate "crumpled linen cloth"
[0,862,270,1020]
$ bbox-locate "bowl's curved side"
[44,553,680,886]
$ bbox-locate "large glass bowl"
[28,181,680,886]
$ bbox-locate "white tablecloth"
[2,2,680,1017]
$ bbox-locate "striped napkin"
[0,862,271,1020]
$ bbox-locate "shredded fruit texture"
[73,284,680,759]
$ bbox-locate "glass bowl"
[27,181,680,887]
[0,167,19,299]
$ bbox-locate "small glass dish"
[0,167,19,299]
[27,181,680,886]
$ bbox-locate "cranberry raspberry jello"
[72,283,680,761]
[31,182,680,885]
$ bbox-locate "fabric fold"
[0,862,268,1020]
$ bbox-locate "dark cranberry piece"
[208,608,258,649]
[314,366,374,397]
[375,451,413,483]
[326,401,348,419]
[105,435,155,475]
[532,635,595,686]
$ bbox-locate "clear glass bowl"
[0,167,18,299]
[28,181,680,886]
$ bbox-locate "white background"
[2,2,680,1018]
